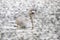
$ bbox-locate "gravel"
[0,0,60,40]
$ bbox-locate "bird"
[15,8,36,30]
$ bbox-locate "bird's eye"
[31,12,34,14]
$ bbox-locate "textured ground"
[0,0,60,40]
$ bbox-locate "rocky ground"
[0,0,60,40]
